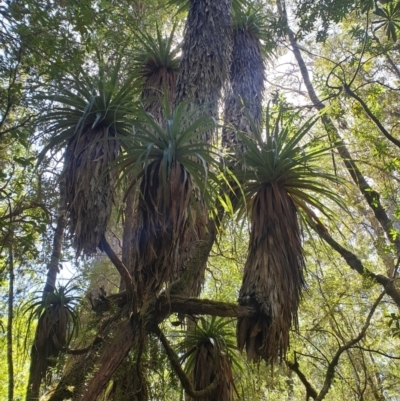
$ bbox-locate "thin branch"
[351,345,400,360]
[98,235,134,297]
[315,290,386,401]
[276,0,400,255]
[314,224,400,307]
[0,115,35,137]
[344,84,400,149]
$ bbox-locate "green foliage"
[234,105,346,226]
[179,316,243,375]
[37,55,141,163]
[373,1,400,41]
[24,282,82,350]
[2,0,400,399]
[295,0,375,41]
[118,101,222,205]
[131,23,180,79]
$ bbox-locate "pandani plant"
[37,56,140,256]
[234,105,345,362]
[179,316,242,401]
[131,23,180,124]
[25,282,81,392]
[117,100,221,301]
[223,3,275,154]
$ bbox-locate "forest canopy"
[1,0,400,400]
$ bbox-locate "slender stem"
[43,172,67,295]
[7,240,14,401]
[287,359,318,400]
[27,172,67,401]
[344,84,400,148]
[314,224,400,307]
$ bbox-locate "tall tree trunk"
[175,0,232,142]
[173,0,233,295]
[223,22,265,154]
[8,239,14,401]
[26,172,67,401]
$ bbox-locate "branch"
[314,224,400,307]
[91,291,257,320]
[153,325,220,399]
[344,84,400,149]
[98,235,134,296]
[0,115,34,137]
[158,295,256,320]
[315,291,386,401]
[351,345,400,360]
[287,360,318,400]
[43,173,67,294]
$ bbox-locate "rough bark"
[223,24,265,154]
[92,291,256,320]
[171,219,216,298]
[43,173,67,295]
[174,0,232,141]
[142,67,178,125]
[76,319,138,401]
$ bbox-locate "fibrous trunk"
[223,27,265,155]
[172,0,232,296]
[132,160,193,300]
[65,126,119,256]
[28,303,71,401]
[237,185,305,362]
[142,67,178,126]
[175,0,232,142]
[187,342,234,401]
